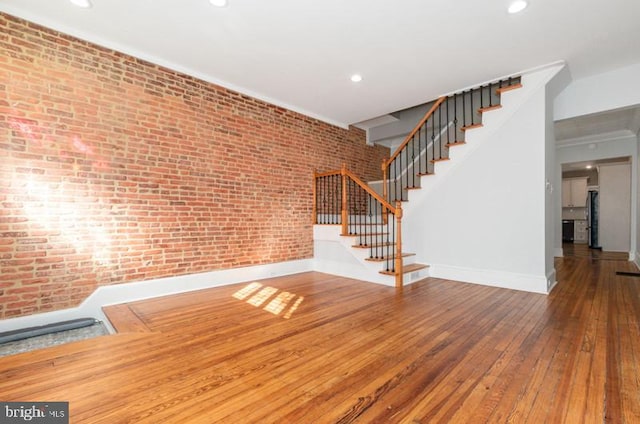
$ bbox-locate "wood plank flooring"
[1,255,639,423]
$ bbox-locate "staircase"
[313,76,523,287]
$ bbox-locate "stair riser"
[354,234,392,245]
[377,256,417,269]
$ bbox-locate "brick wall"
[0,13,389,319]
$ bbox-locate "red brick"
[0,12,389,319]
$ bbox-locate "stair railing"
[382,76,522,203]
[314,165,404,287]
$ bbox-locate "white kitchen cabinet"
[574,220,588,243]
[562,178,587,207]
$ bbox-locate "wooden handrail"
[343,168,397,214]
[313,168,397,214]
[313,166,403,286]
[384,96,446,169]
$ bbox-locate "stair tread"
[352,242,395,248]
[430,157,450,163]
[496,83,523,94]
[478,104,502,113]
[342,232,388,237]
[461,123,483,131]
[445,141,466,148]
[379,263,429,276]
[365,253,415,262]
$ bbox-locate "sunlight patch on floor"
[232,283,304,319]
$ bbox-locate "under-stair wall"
[403,64,566,293]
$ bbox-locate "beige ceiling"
[2,0,640,127]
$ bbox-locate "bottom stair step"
[365,252,415,262]
[379,263,429,276]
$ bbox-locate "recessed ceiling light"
[350,74,363,83]
[70,0,92,8]
[586,165,593,169]
[209,0,228,7]
[508,0,528,14]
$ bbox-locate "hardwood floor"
[562,242,630,261]
[1,256,639,423]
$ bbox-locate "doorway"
[561,157,631,255]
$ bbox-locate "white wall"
[555,135,638,257]
[402,66,563,293]
[599,163,632,252]
[554,63,640,121]
[544,68,570,287]
[637,136,640,267]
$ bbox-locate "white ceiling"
[2,0,640,127]
[562,156,630,172]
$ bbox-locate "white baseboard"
[546,269,558,293]
[0,256,559,333]
[428,264,549,294]
[0,259,313,333]
[554,247,563,258]
[634,252,640,271]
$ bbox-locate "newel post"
[382,159,389,224]
[395,200,403,289]
[312,169,318,225]
[381,158,388,202]
[341,163,348,236]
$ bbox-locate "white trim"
[428,264,550,294]
[0,259,313,333]
[554,247,564,257]
[634,252,640,271]
[546,269,558,293]
[556,131,637,149]
[438,60,566,98]
[0,5,349,129]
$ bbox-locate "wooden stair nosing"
[496,83,523,95]
[341,232,388,237]
[445,141,466,148]
[461,123,483,131]
[478,104,502,113]
[352,242,395,249]
[365,252,416,262]
[345,223,389,226]
[379,263,429,276]
[430,157,450,164]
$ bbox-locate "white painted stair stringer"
[402,64,566,293]
[403,67,561,212]
[313,225,427,287]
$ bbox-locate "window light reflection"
[264,291,295,315]
[232,283,304,319]
[284,296,304,319]
[232,282,263,300]
[247,286,278,307]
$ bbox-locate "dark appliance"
[562,220,574,243]
[587,190,601,249]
